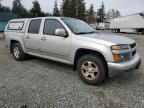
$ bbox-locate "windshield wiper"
[75,31,96,35]
[88,31,96,34]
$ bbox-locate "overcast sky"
[1,0,144,16]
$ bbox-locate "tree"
[115,10,121,18]
[0,1,2,11]
[62,0,86,20]
[0,0,11,13]
[89,4,94,16]
[62,0,78,18]
[77,0,86,21]
[30,0,44,17]
[59,0,64,16]
[45,12,52,16]
[70,0,77,18]
[12,0,28,18]
[0,0,2,7]
[106,9,121,21]
[53,0,60,16]
[1,6,11,13]
[62,0,72,17]
[87,4,96,23]
[97,2,105,23]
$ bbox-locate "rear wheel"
[77,54,106,85]
[114,29,117,33]
[117,29,120,33]
[142,29,144,35]
[12,43,26,61]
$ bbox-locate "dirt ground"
[0,31,144,108]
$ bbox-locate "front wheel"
[77,54,106,85]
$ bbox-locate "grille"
[130,43,136,49]
[132,50,136,56]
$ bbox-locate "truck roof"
[5,17,78,32]
[9,17,74,22]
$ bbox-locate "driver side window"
[43,19,64,36]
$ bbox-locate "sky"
[1,0,144,16]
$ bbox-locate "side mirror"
[55,29,68,37]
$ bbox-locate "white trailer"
[110,13,144,34]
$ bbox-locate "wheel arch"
[10,40,19,53]
[73,48,108,76]
[10,40,25,53]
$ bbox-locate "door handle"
[26,36,30,39]
[41,37,47,41]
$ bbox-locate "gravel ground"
[0,31,144,108]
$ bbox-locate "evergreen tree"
[0,0,2,8]
[60,0,64,16]
[45,12,52,16]
[62,0,72,17]
[106,9,121,21]
[77,0,86,21]
[62,0,86,20]
[12,0,28,18]
[70,0,77,18]
[97,2,105,22]
[1,6,11,13]
[0,0,10,13]
[87,4,96,24]
[53,0,60,16]
[115,10,121,18]
[0,1,2,11]
[89,4,94,16]
[0,4,10,13]
[30,0,44,17]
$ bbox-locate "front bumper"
[108,53,141,77]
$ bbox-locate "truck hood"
[78,33,135,45]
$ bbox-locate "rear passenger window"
[8,21,24,30]
[43,19,64,35]
[28,19,41,34]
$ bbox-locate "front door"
[40,19,71,60]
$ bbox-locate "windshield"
[62,18,96,34]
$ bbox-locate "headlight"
[111,45,129,50]
[111,45,130,62]
[113,53,130,62]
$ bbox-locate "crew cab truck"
[4,17,141,85]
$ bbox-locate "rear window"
[28,19,41,34]
[7,21,24,30]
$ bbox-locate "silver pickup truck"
[4,17,141,85]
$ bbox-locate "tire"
[142,29,144,35]
[117,29,120,33]
[114,29,116,33]
[77,54,106,85]
[12,42,26,61]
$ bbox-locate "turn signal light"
[113,54,120,62]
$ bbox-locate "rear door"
[24,18,42,53]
